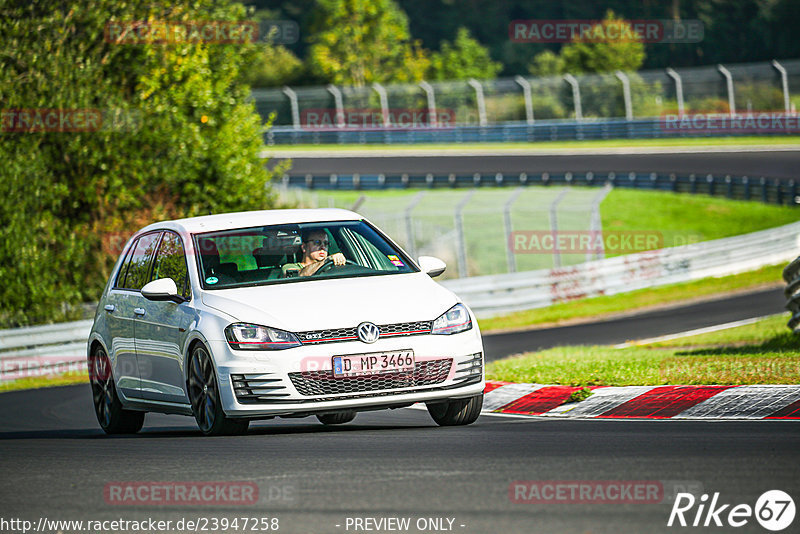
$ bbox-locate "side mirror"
[141,278,183,303]
[418,256,446,278]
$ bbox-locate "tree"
[0,0,285,326]
[306,0,429,86]
[243,45,304,87]
[428,27,502,81]
[560,10,646,74]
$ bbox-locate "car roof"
[138,208,363,236]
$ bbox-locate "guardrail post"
[549,189,569,267]
[326,85,345,128]
[669,173,677,192]
[419,81,437,127]
[468,79,487,127]
[776,180,784,205]
[282,86,301,130]
[455,190,477,277]
[503,188,524,272]
[563,74,582,121]
[615,70,633,120]
[372,82,390,126]
[514,76,534,125]
[761,177,768,203]
[717,64,736,117]
[772,60,791,113]
[403,191,425,259]
[665,68,685,117]
[790,180,797,205]
[351,194,366,211]
[689,173,697,194]
[725,175,733,199]
[707,174,715,196]
[743,176,750,200]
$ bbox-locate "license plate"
[332,350,415,378]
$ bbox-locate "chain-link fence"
[280,186,611,280]
[253,59,800,129]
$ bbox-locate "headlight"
[431,303,472,335]
[224,323,301,350]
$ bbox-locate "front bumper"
[208,327,485,418]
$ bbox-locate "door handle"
[104,304,115,312]
[133,308,146,316]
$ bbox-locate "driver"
[282,229,346,277]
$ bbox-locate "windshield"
[193,220,417,289]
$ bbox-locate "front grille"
[296,320,432,345]
[289,358,452,396]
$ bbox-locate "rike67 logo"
[668,490,795,531]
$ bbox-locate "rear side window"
[120,232,161,290]
[150,231,191,299]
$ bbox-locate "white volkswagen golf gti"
[88,209,484,435]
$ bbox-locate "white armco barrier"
[441,221,800,318]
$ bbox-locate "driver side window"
[150,231,191,299]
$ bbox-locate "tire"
[316,411,356,425]
[89,346,145,434]
[187,344,249,436]
[426,394,483,426]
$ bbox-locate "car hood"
[201,273,459,331]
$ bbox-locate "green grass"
[477,263,784,332]
[0,372,88,393]
[486,314,800,386]
[265,136,800,152]
[600,189,800,251]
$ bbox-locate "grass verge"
[265,136,800,153]
[0,372,88,393]
[477,263,784,333]
[486,314,799,386]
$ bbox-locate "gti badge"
[357,322,380,344]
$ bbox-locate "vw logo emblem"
[357,322,380,344]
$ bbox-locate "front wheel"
[89,346,145,434]
[426,394,483,426]
[187,345,249,436]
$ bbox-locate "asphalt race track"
[482,287,786,361]
[279,148,800,180]
[1,385,799,534]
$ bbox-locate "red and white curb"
[482,381,800,419]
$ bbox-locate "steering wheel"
[313,258,357,275]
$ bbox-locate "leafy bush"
[0,0,286,327]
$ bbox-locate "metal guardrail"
[0,320,92,381]
[280,172,799,206]
[783,256,800,331]
[442,221,800,317]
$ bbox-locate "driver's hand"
[330,252,346,266]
